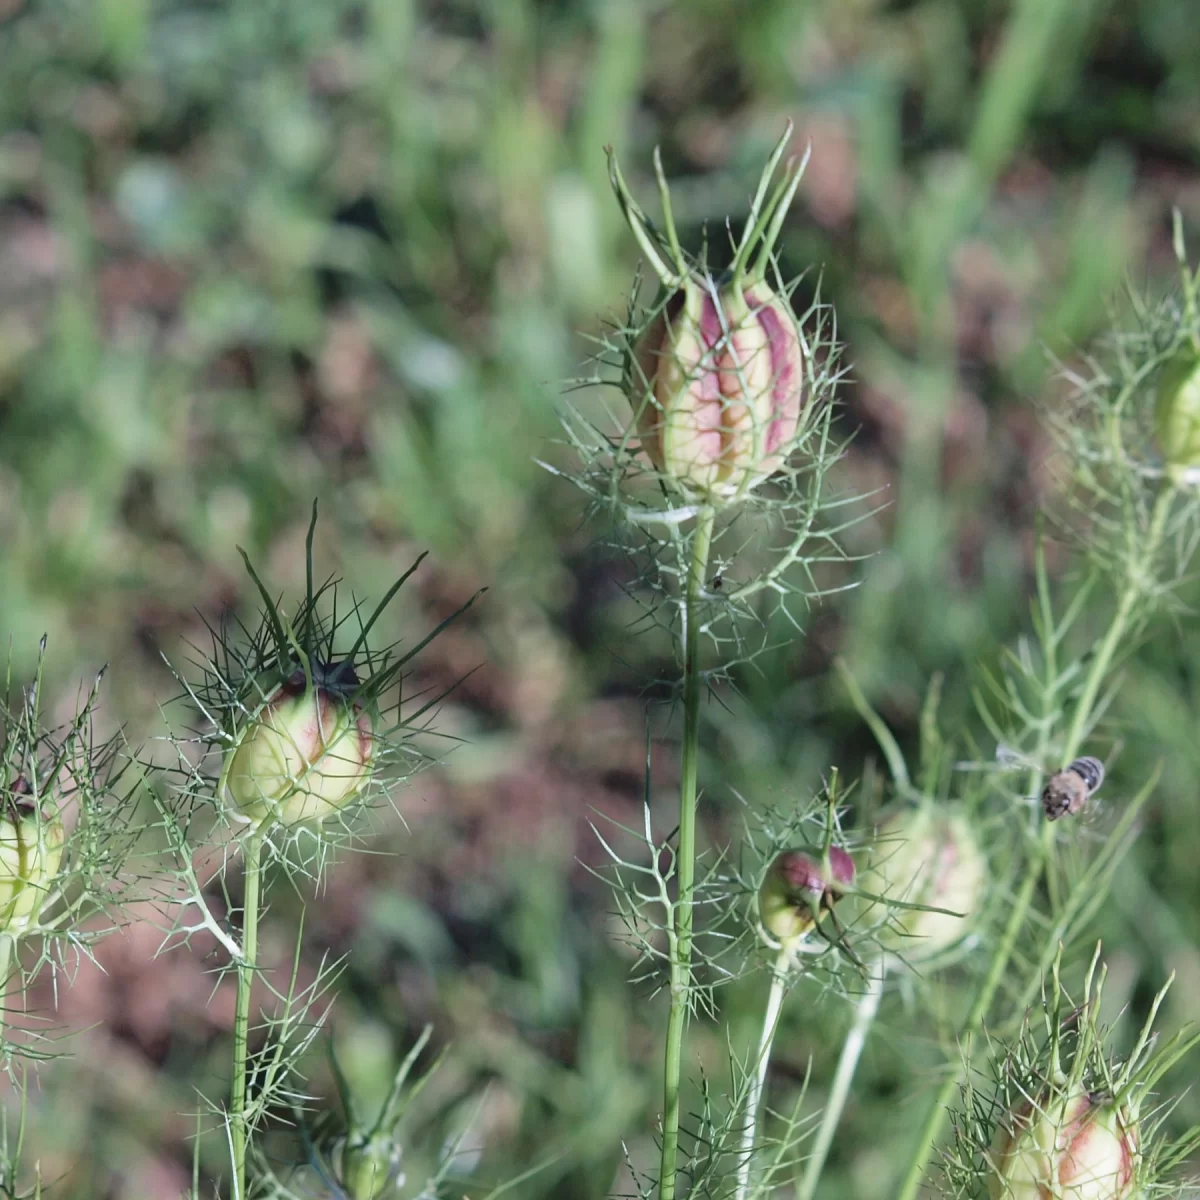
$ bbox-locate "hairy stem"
[796,964,886,1200]
[735,950,791,1200]
[231,833,263,1199]
[893,486,1174,1200]
[659,505,715,1200]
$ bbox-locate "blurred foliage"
[2,0,1200,1197]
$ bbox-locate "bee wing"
[996,743,1041,771]
[954,743,1039,775]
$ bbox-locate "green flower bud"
[1155,351,1200,478]
[758,846,855,952]
[336,1131,399,1200]
[988,1091,1137,1200]
[855,808,986,962]
[222,665,374,828]
[0,779,65,935]
[631,278,806,497]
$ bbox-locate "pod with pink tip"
[758,845,855,954]
[988,1091,1138,1200]
[221,664,375,829]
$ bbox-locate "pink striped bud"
[988,1091,1137,1200]
[610,127,811,500]
[631,279,805,495]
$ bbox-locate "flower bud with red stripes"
[610,129,811,500]
[630,278,805,496]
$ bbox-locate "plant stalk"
[893,485,1174,1200]
[0,933,12,1047]
[659,505,715,1200]
[796,964,886,1200]
[735,950,791,1200]
[231,833,263,1200]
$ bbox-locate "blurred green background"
[3,0,1200,1197]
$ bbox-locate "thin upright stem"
[893,485,1175,1200]
[795,964,886,1200]
[659,505,715,1200]
[892,835,1046,1200]
[1060,487,1174,760]
[230,833,263,1200]
[0,934,12,1047]
[735,951,791,1200]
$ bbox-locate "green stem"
[795,964,886,1200]
[735,951,791,1200]
[0,934,12,1047]
[893,486,1174,1200]
[892,834,1047,1200]
[1059,510,1170,760]
[659,506,715,1200]
[231,834,263,1200]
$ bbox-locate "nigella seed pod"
[988,1091,1137,1200]
[758,846,855,952]
[631,280,806,496]
[1155,351,1200,478]
[221,663,374,828]
[855,808,986,962]
[0,778,66,935]
[611,129,810,500]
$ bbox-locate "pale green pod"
[1155,351,1200,478]
[0,789,65,935]
[855,808,986,962]
[988,1091,1137,1200]
[337,1132,398,1200]
[222,676,374,828]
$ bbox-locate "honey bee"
[1040,756,1105,821]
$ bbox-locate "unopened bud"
[988,1091,1137,1200]
[336,1131,400,1200]
[222,665,374,828]
[855,808,986,961]
[610,132,812,501]
[1155,351,1200,479]
[0,778,65,935]
[758,846,855,951]
[631,279,806,496]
